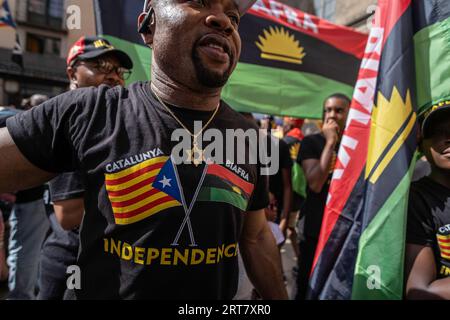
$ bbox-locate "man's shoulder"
[67,81,148,101]
[303,133,324,142]
[219,101,259,131]
[52,81,149,114]
[301,133,325,148]
[411,176,439,195]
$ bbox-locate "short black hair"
[324,93,351,106]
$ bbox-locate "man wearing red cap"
[0,0,287,300]
[38,36,133,300]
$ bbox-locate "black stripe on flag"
[239,14,362,86]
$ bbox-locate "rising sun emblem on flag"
[255,26,306,65]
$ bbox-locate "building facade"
[0,0,376,107]
[0,0,95,106]
[313,0,377,32]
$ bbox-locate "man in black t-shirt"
[0,0,287,299]
[38,36,134,300]
[405,102,450,300]
[296,93,350,300]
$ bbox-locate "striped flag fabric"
[198,163,255,211]
[437,234,450,261]
[222,0,368,118]
[0,0,23,68]
[93,0,367,119]
[105,156,183,225]
[0,0,16,28]
[308,0,450,300]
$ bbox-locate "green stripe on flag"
[414,16,450,115]
[102,35,152,84]
[198,187,248,211]
[292,162,307,198]
[102,36,354,119]
[222,62,354,119]
[351,156,417,300]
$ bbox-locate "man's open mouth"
[196,34,231,63]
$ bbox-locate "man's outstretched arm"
[0,127,56,193]
[405,244,450,299]
[240,208,288,299]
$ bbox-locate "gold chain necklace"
[152,88,220,166]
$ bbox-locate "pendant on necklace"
[186,139,204,167]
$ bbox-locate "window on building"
[26,33,61,56]
[27,0,64,29]
[314,0,336,22]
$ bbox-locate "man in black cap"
[405,101,450,299]
[0,0,287,300]
[38,36,133,300]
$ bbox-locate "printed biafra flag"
[93,0,368,119]
[308,0,450,300]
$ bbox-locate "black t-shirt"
[407,176,450,279]
[15,186,45,203]
[6,81,268,299]
[49,171,85,202]
[298,133,336,240]
[45,173,81,264]
[268,136,292,213]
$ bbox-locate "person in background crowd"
[281,117,306,260]
[261,115,293,235]
[296,93,350,300]
[6,94,50,300]
[0,107,21,285]
[38,35,133,300]
[405,102,450,299]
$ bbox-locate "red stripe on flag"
[113,195,177,219]
[377,0,412,49]
[248,0,368,59]
[438,237,450,244]
[309,0,414,276]
[110,188,161,208]
[106,176,156,197]
[207,164,254,195]
[105,162,164,186]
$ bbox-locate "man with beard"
[0,0,287,299]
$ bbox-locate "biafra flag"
[223,0,367,118]
[93,0,367,118]
[308,0,450,300]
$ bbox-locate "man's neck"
[151,68,221,112]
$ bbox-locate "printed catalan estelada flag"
[105,156,183,225]
[308,0,450,300]
[93,0,367,119]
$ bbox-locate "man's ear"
[66,66,75,80]
[138,11,155,48]
[66,67,78,89]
